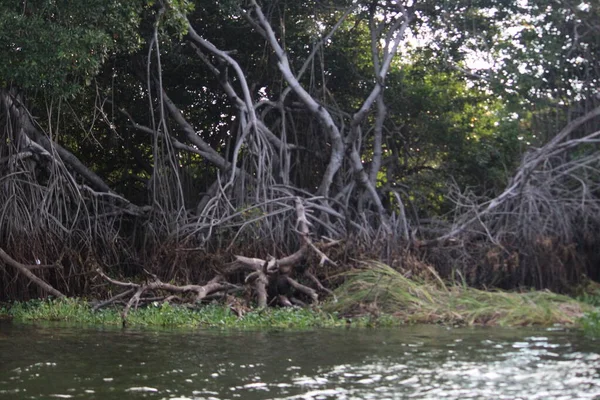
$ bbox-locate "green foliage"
[3,273,595,331]
[0,304,12,320]
[380,56,520,213]
[577,293,600,308]
[158,0,195,38]
[496,0,600,104]
[0,0,144,96]
[8,298,112,324]
[580,310,600,337]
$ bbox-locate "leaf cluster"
[0,0,144,96]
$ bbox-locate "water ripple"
[1,323,599,400]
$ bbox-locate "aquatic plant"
[5,298,359,329]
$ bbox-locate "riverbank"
[2,296,596,334]
[2,262,598,334]
[327,261,600,336]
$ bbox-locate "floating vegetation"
[2,298,377,329]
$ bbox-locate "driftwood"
[232,197,334,307]
[95,269,232,326]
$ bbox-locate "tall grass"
[325,261,591,326]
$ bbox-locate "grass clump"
[325,261,592,327]
[576,281,600,307]
[575,282,600,336]
[579,311,600,337]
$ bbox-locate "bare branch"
[0,248,65,298]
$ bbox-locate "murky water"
[0,321,599,399]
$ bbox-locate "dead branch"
[92,288,135,311]
[0,248,65,298]
[304,270,336,301]
[96,270,231,325]
[254,272,269,308]
[96,269,139,288]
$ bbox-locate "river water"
[0,321,599,399]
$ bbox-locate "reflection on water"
[0,321,599,399]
